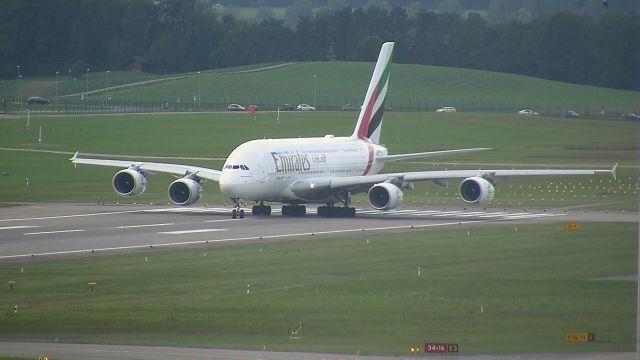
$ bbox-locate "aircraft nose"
[219,172,239,197]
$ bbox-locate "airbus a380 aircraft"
[72,42,616,218]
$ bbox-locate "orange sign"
[565,223,580,231]
[564,332,595,342]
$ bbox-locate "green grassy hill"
[3,62,639,112]
[95,62,640,111]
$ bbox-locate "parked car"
[279,104,294,111]
[26,96,50,105]
[518,109,539,115]
[296,104,316,111]
[436,106,456,113]
[227,103,245,111]
[622,113,640,121]
[563,110,580,118]
[342,104,357,111]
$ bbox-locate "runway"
[0,341,636,360]
[0,203,636,262]
[0,203,638,360]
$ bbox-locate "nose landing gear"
[231,198,245,219]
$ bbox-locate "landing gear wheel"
[282,205,306,217]
[317,205,356,218]
[252,204,272,216]
[239,209,245,219]
[232,209,237,219]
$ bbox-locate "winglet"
[70,151,79,162]
[611,163,618,181]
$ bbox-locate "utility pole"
[55,71,59,107]
[85,68,90,99]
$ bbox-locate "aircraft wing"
[294,165,617,194]
[377,147,491,162]
[70,152,222,182]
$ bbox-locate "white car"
[518,109,539,115]
[436,106,456,113]
[296,104,316,111]
[227,103,246,111]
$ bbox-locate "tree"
[353,35,385,61]
[365,0,392,12]
[591,12,640,90]
[438,0,463,16]
[256,7,275,22]
[284,0,313,28]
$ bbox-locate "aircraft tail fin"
[351,41,394,145]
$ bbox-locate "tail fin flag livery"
[351,41,394,144]
[71,41,616,218]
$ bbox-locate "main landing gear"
[317,205,356,218]
[282,204,306,217]
[316,193,356,218]
[252,201,272,216]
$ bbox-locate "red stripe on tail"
[356,85,378,139]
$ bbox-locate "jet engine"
[112,168,147,196]
[368,183,403,210]
[458,177,495,204]
[168,177,202,206]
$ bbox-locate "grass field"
[0,222,636,354]
[0,112,639,210]
[0,111,637,210]
[3,61,639,112]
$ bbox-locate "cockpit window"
[225,164,249,170]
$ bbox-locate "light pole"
[313,74,317,108]
[105,70,110,100]
[55,71,59,107]
[85,68,90,100]
[197,71,201,111]
[16,65,21,103]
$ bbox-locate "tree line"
[1,0,638,91]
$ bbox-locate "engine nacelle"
[168,177,202,206]
[459,177,495,204]
[112,168,147,196]
[368,183,404,210]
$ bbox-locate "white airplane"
[71,42,616,218]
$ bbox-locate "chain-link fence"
[2,98,638,122]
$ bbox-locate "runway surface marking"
[0,206,565,224]
[0,225,39,230]
[24,229,85,235]
[150,207,566,221]
[0,209,145,222]
[0,220,487,260]
[159,228,228,235]
[204,218,249,223]
[115,223,175,229]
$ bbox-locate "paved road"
[1,203,635,262]
[0,341,636,360]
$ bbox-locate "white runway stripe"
[159,229,228,235]
[0,225,39,230]
[115,223,174,229]
[502,214,561,220]
[24,229,85,235]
